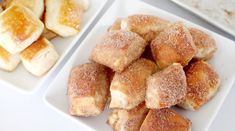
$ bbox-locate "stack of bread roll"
[0,0,89,76]
[68,14,220,131]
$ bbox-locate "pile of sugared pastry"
[68,15,220,131]
[0,0,88,76]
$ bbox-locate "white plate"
[44,0,235,130]
[0,0,108,94]
[171,0,235,37]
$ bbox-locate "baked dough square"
[150,22,197,69]
[90,30,147,72]
[146,63,187,109]
[189,28,217,60]
[178,61,220,111]
[0,45,20,71]
[45,0,89,37]
[121,15,171,42]
[3,0,44,18]
[140,108,191,131]
[109,58,157,109]
[68,63,109,117]
[0,5,44,54]
[20,37,59,76]
[107,102,149,131]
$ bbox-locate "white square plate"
[0,0,108,94]
[44,0,235,130]
[171,0,235,37]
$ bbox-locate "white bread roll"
[20,37,59,76]
[0,5,44,54]
[45,0,89,37]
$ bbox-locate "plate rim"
[170,0,235,38]
[43,0,235,130]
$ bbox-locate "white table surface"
[1,0,235,131]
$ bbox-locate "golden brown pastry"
[150,22,197,69]
[140,108,191,131]
[45,0,89,37]
[178,61,220,111]
[107,102,149,131]
[189,28,217,60]
[90,30,147,72]
[108,18,123,31]
[109,58,157,109]
[146,63,187,109]
[121,14,171,42]
[2,0,44,18]
[0,5,44,54]
[68,63,109,117]
[0,45,20,71]
[20,37,59,76]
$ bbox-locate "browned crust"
[122,14,171,42]
[90,30,147,72]
[0,5,39,43]
[146,63,187,108]
[183,60,220,110]
[59,0,83,31]
[20,37,49,61]
[189,28,217,60]
[140,108,191,131]
[107,102,149,131]
[2,0,35,10]
[150,22,197,69]
[0,45,10,62]
[111,58,157,95]
[68,63,109,98]
[110,58,157,109]
[68,63,109,116]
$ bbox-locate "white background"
[0,0,235,131]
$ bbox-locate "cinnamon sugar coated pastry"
[20,37,59,76]
[68,63,109,117]
[0,46,20,71]
[3,0,44,18]
[107,102,149,131]
[0,5,44,54]
[63,14,221,129]
[109,58,157,109]
[189,28,217,60]
[146,63,187,109]
[90,30,147,72]
[178,61,220,111]
[140,108,191,131]
[108,18,123,31]
[121,14,171,42]
[45,0,89,37]
[151,22,197,69]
